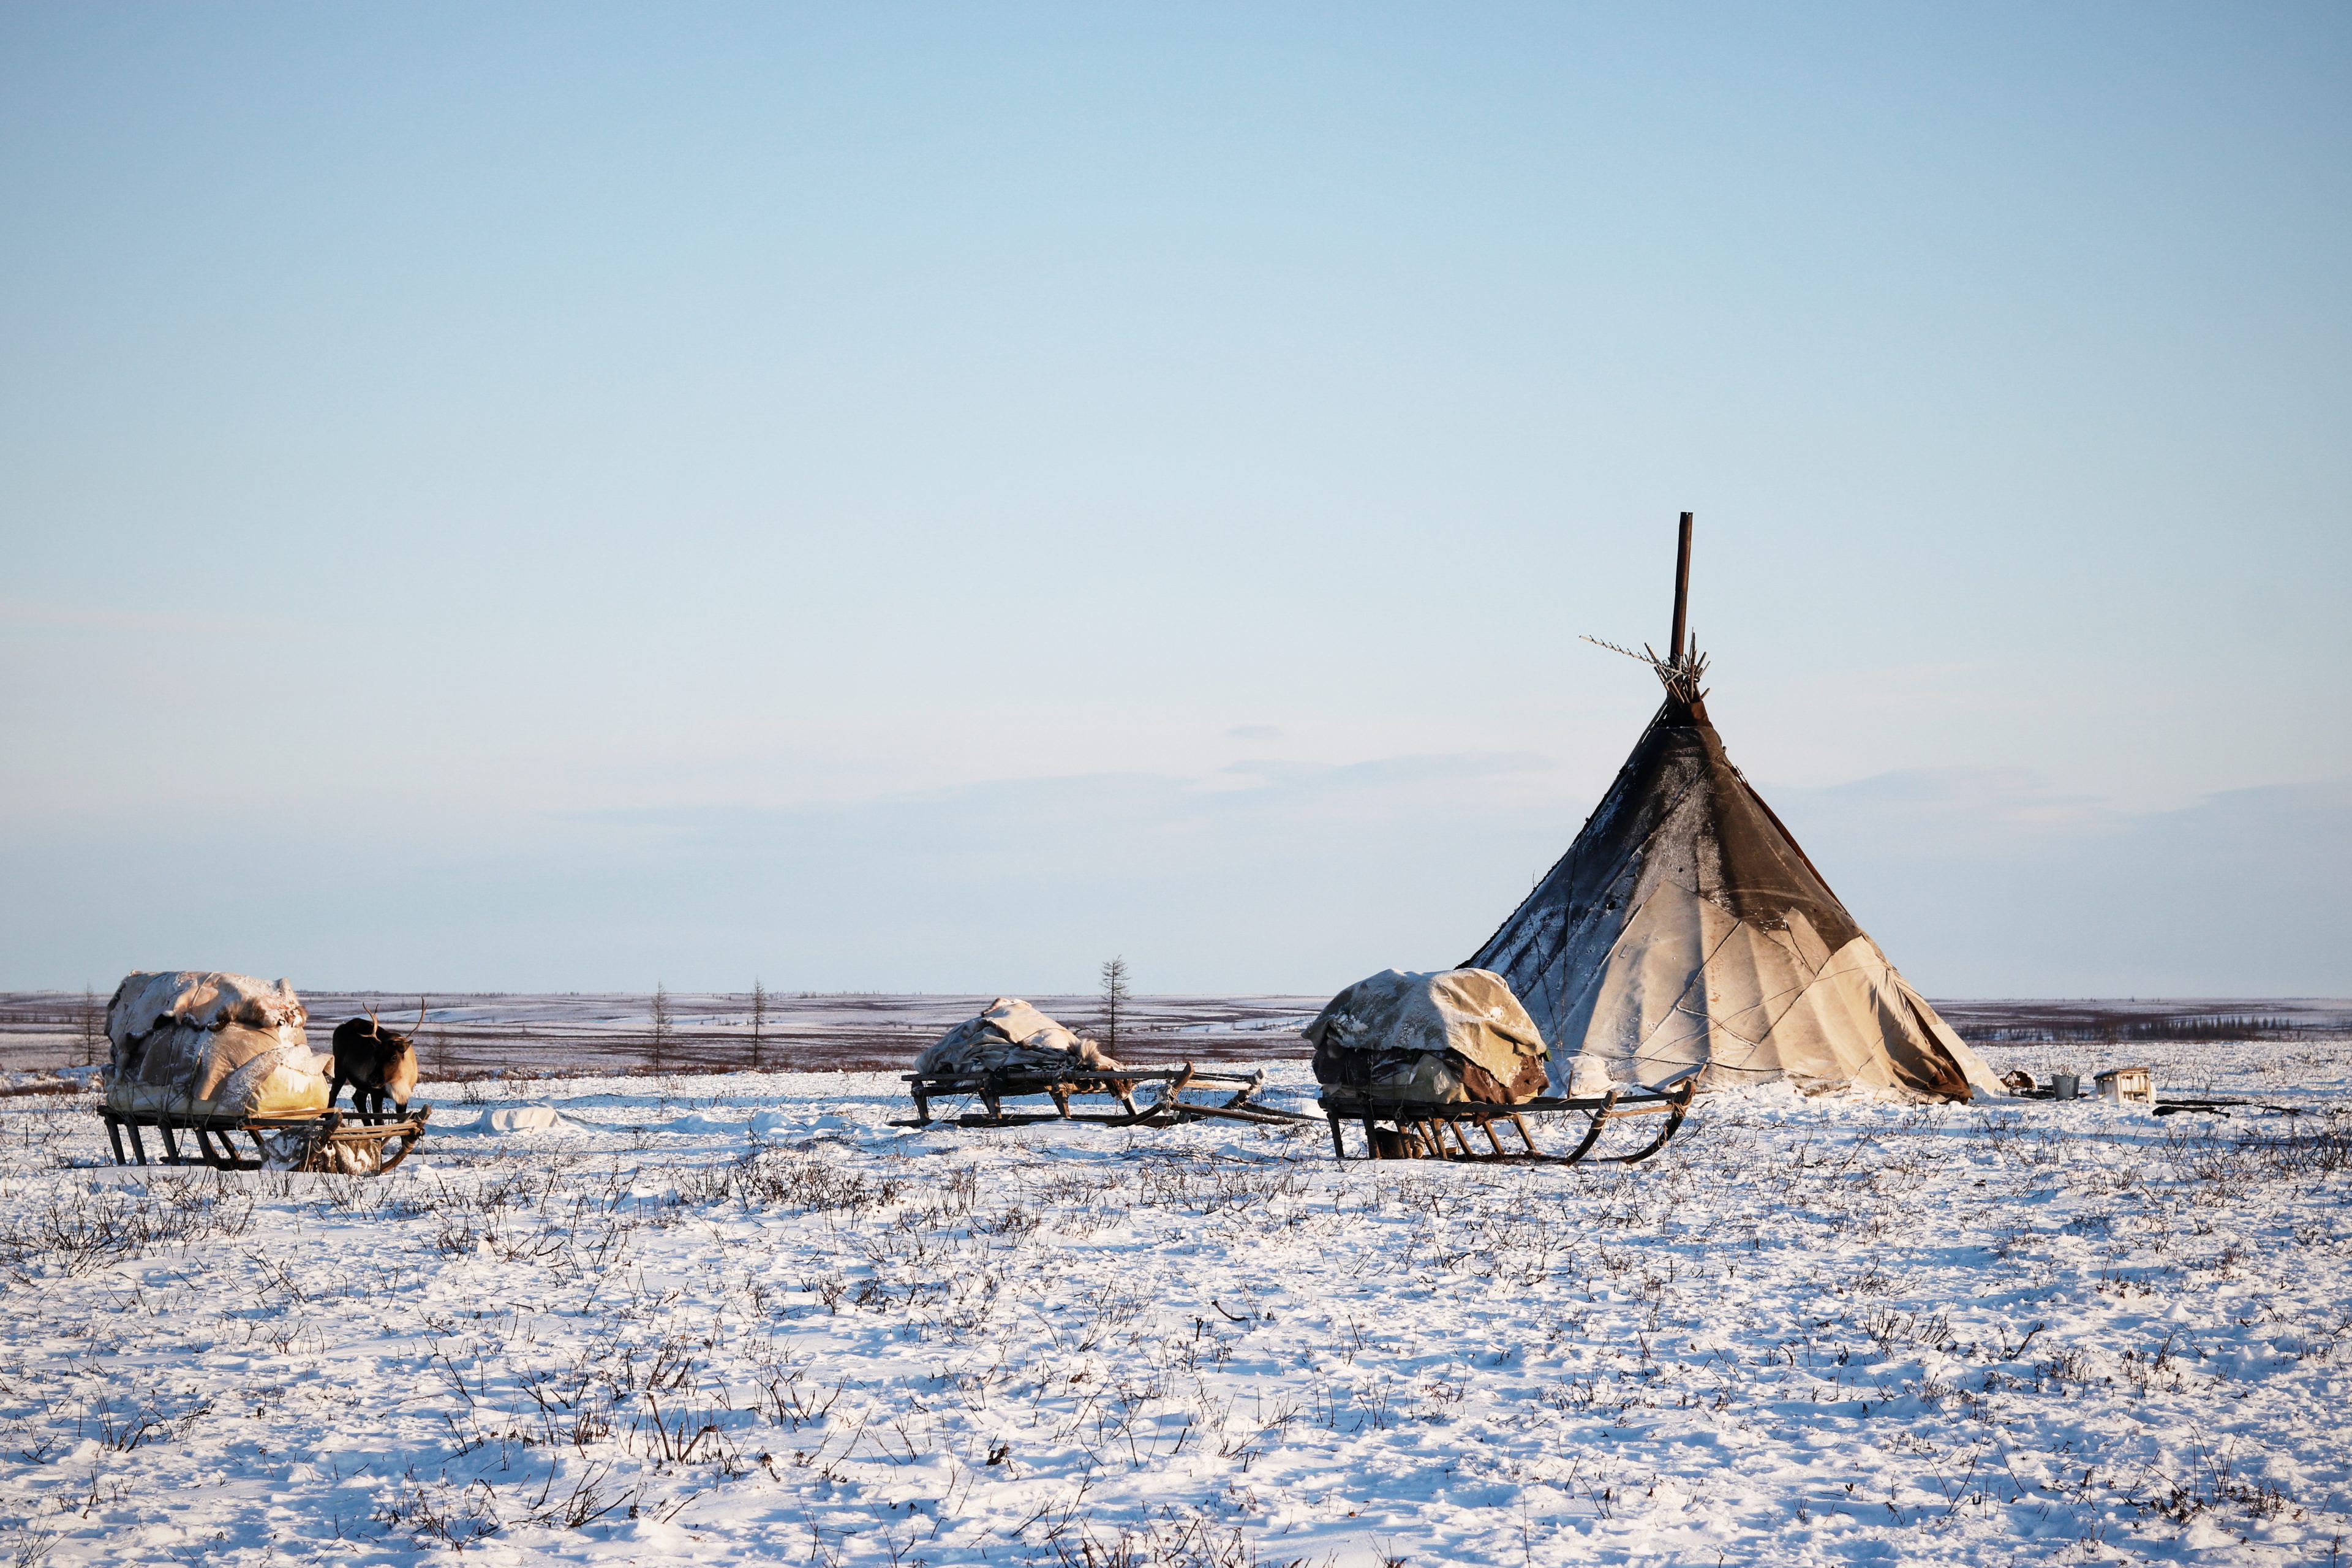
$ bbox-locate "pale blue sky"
[3,4,2346,995]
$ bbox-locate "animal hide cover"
[105,971,332,1119]
[916,998,1123,1077]
[1306,969,1551,1105]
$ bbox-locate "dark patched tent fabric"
[1465,519,2004,1103]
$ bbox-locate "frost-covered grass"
[0,1042,2346,1566]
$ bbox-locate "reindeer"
[330,1000,423,1118]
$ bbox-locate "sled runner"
[897,1063,1312,1130]
[100,1104,433,1175]
[1317,1067,1698,1165]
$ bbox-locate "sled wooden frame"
[1319,1068,1699,1166]
[100,1104,433,1175]
[895,1064,1314,1131]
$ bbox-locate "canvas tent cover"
[916,998,1124,1077]
[1306,968,1552,1105]
[1467,694,2005,1102]
[105,971,332,1119]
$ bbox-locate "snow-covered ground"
[1,1039,2346,1566]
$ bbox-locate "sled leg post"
[1327,1112,1348,1161]
[1562,1091,1620,1166]
[1615,1082,1697,1165]
[374,1107,428,1174]
[1511,1114,1540,1156]
[1156,1066,1197,1125]
[157,1120,184,1164]
[1481,1119,1508,1158]
[1561,1115,1608,1164]
[104,1115,128,1167]
[125,1121,150,1166]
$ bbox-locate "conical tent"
[1465,516,2004,1102]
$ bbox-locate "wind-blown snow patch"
[470,1104,566,1134]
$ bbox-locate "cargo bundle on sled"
[896,998,1308,1130]
[1309,968,1696,1164]
[99,971,430,1174]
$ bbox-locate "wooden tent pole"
[1670,511,1693,664]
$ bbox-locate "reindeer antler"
[415,997,429,1033]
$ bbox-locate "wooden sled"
[894,1063,1314,1131]
[100,1105,432,1175]
[1319,1068,1698,1166]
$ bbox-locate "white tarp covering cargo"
[915,998,1123,1077]
[1306,968,1551,1104]
[105,971,332,1119]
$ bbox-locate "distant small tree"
[75,984,102,1069]
[1099,956,1131,1057]
[413,994,451,1081]
[749,979,769,1072]
[649,982,673,1076]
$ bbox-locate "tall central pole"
[1670,511,1693,665]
